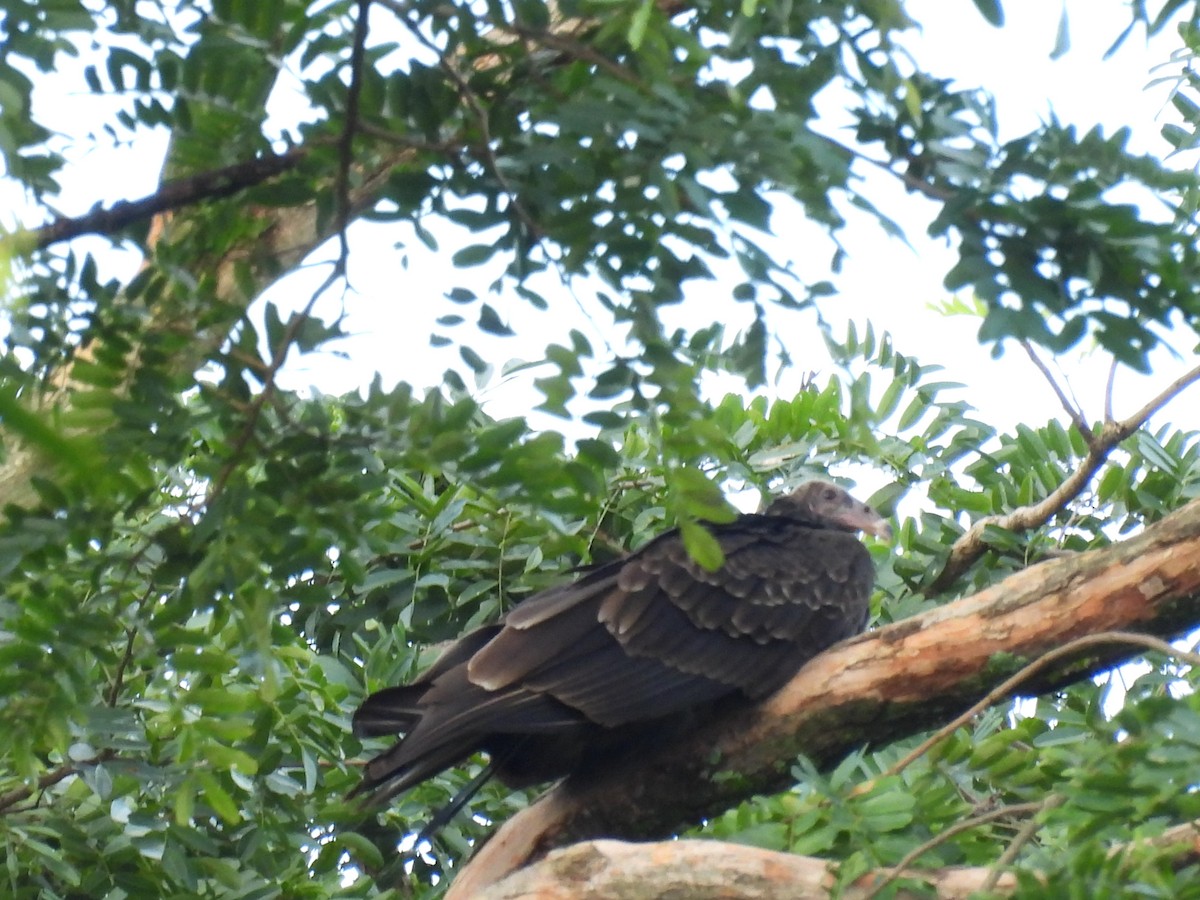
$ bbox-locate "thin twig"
[862,800,1047,899]
[206,275,334,505]
[395,13,546,241]
[842,631,1199,891]
[0,752,115,815]
[832,134,960,205]
[1021,341,1094,446]
[355,121,466,154]
[334,0,372,274]
[928,361,1200,592]
[979,794,1065,892]
[498,23,644,87]
[878,631,1200,782]
[1122,361,1200,434]
[107,627,138,707]
[1104,358,1119,423]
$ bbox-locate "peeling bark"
[474,839,1020,900]
[474,815,1200,898]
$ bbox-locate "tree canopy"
[1,0,1200,896]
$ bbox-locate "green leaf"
[461,345,489,373]
[679,518,725,570]
[205,741,261,775]
[452,244,496,267]
[174,776,196,825]
[197,772,241,825]
[337,831,385,869]
[478,303,514,336]
[627,0,653,50]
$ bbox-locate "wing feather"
[353,502,879,809]
[467,516,874,729]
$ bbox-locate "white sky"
[269,0,1199,442]
[3,1,1198,453]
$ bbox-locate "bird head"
[767,481,893,540]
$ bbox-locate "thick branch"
[9,148,310,253]
[927,361,1200,592]
[475,838,1015,899]
[475,817,1200,900]
[447,497,1200,896]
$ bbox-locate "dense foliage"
[1,0,1199,896]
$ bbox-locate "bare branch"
[1020,341,1093,445]
[1104,358,1119,423]
[334,0,372,274]
[927,361,1200,592]
[879,631,1200,783]
[480,839,1022,899]
[863,801,1048,900]
[1122,361,1200,436]
[0,752,114,815]
[472,815,1200,899]
[978,794,1064,893]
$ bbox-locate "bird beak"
[865,517,893,541]
[840,504,893,541]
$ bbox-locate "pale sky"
[268,1,1198,443]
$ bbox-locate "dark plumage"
[351,480,890,824]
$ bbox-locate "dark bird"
[351,480,890,831]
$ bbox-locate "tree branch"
[473,816,1200,900]
[106,627,138,708]
[446,496,1200,897]
[1104,358,1119,423]
[206,281,332,505]
[927,361,1200,592]
[1123,361,1200,433]
[976,794,1063,893]
[7,148,310,254]
[877,631,1200,784]
[1020,341,1093,445]
[333,0,372,273]
[0,752,114,815]
[475,838,1018,899]
[862,800,1049,900]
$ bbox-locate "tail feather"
[350,730,479,806]
[352,684,427,738]
[413,752,511,843]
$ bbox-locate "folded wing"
[352,501,878,806]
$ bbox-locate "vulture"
[351,480,890,832]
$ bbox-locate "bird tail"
[351,684,426,738]
[412,750,513,843]
[351,723,516,840]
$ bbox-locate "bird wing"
[466,515,874,727]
